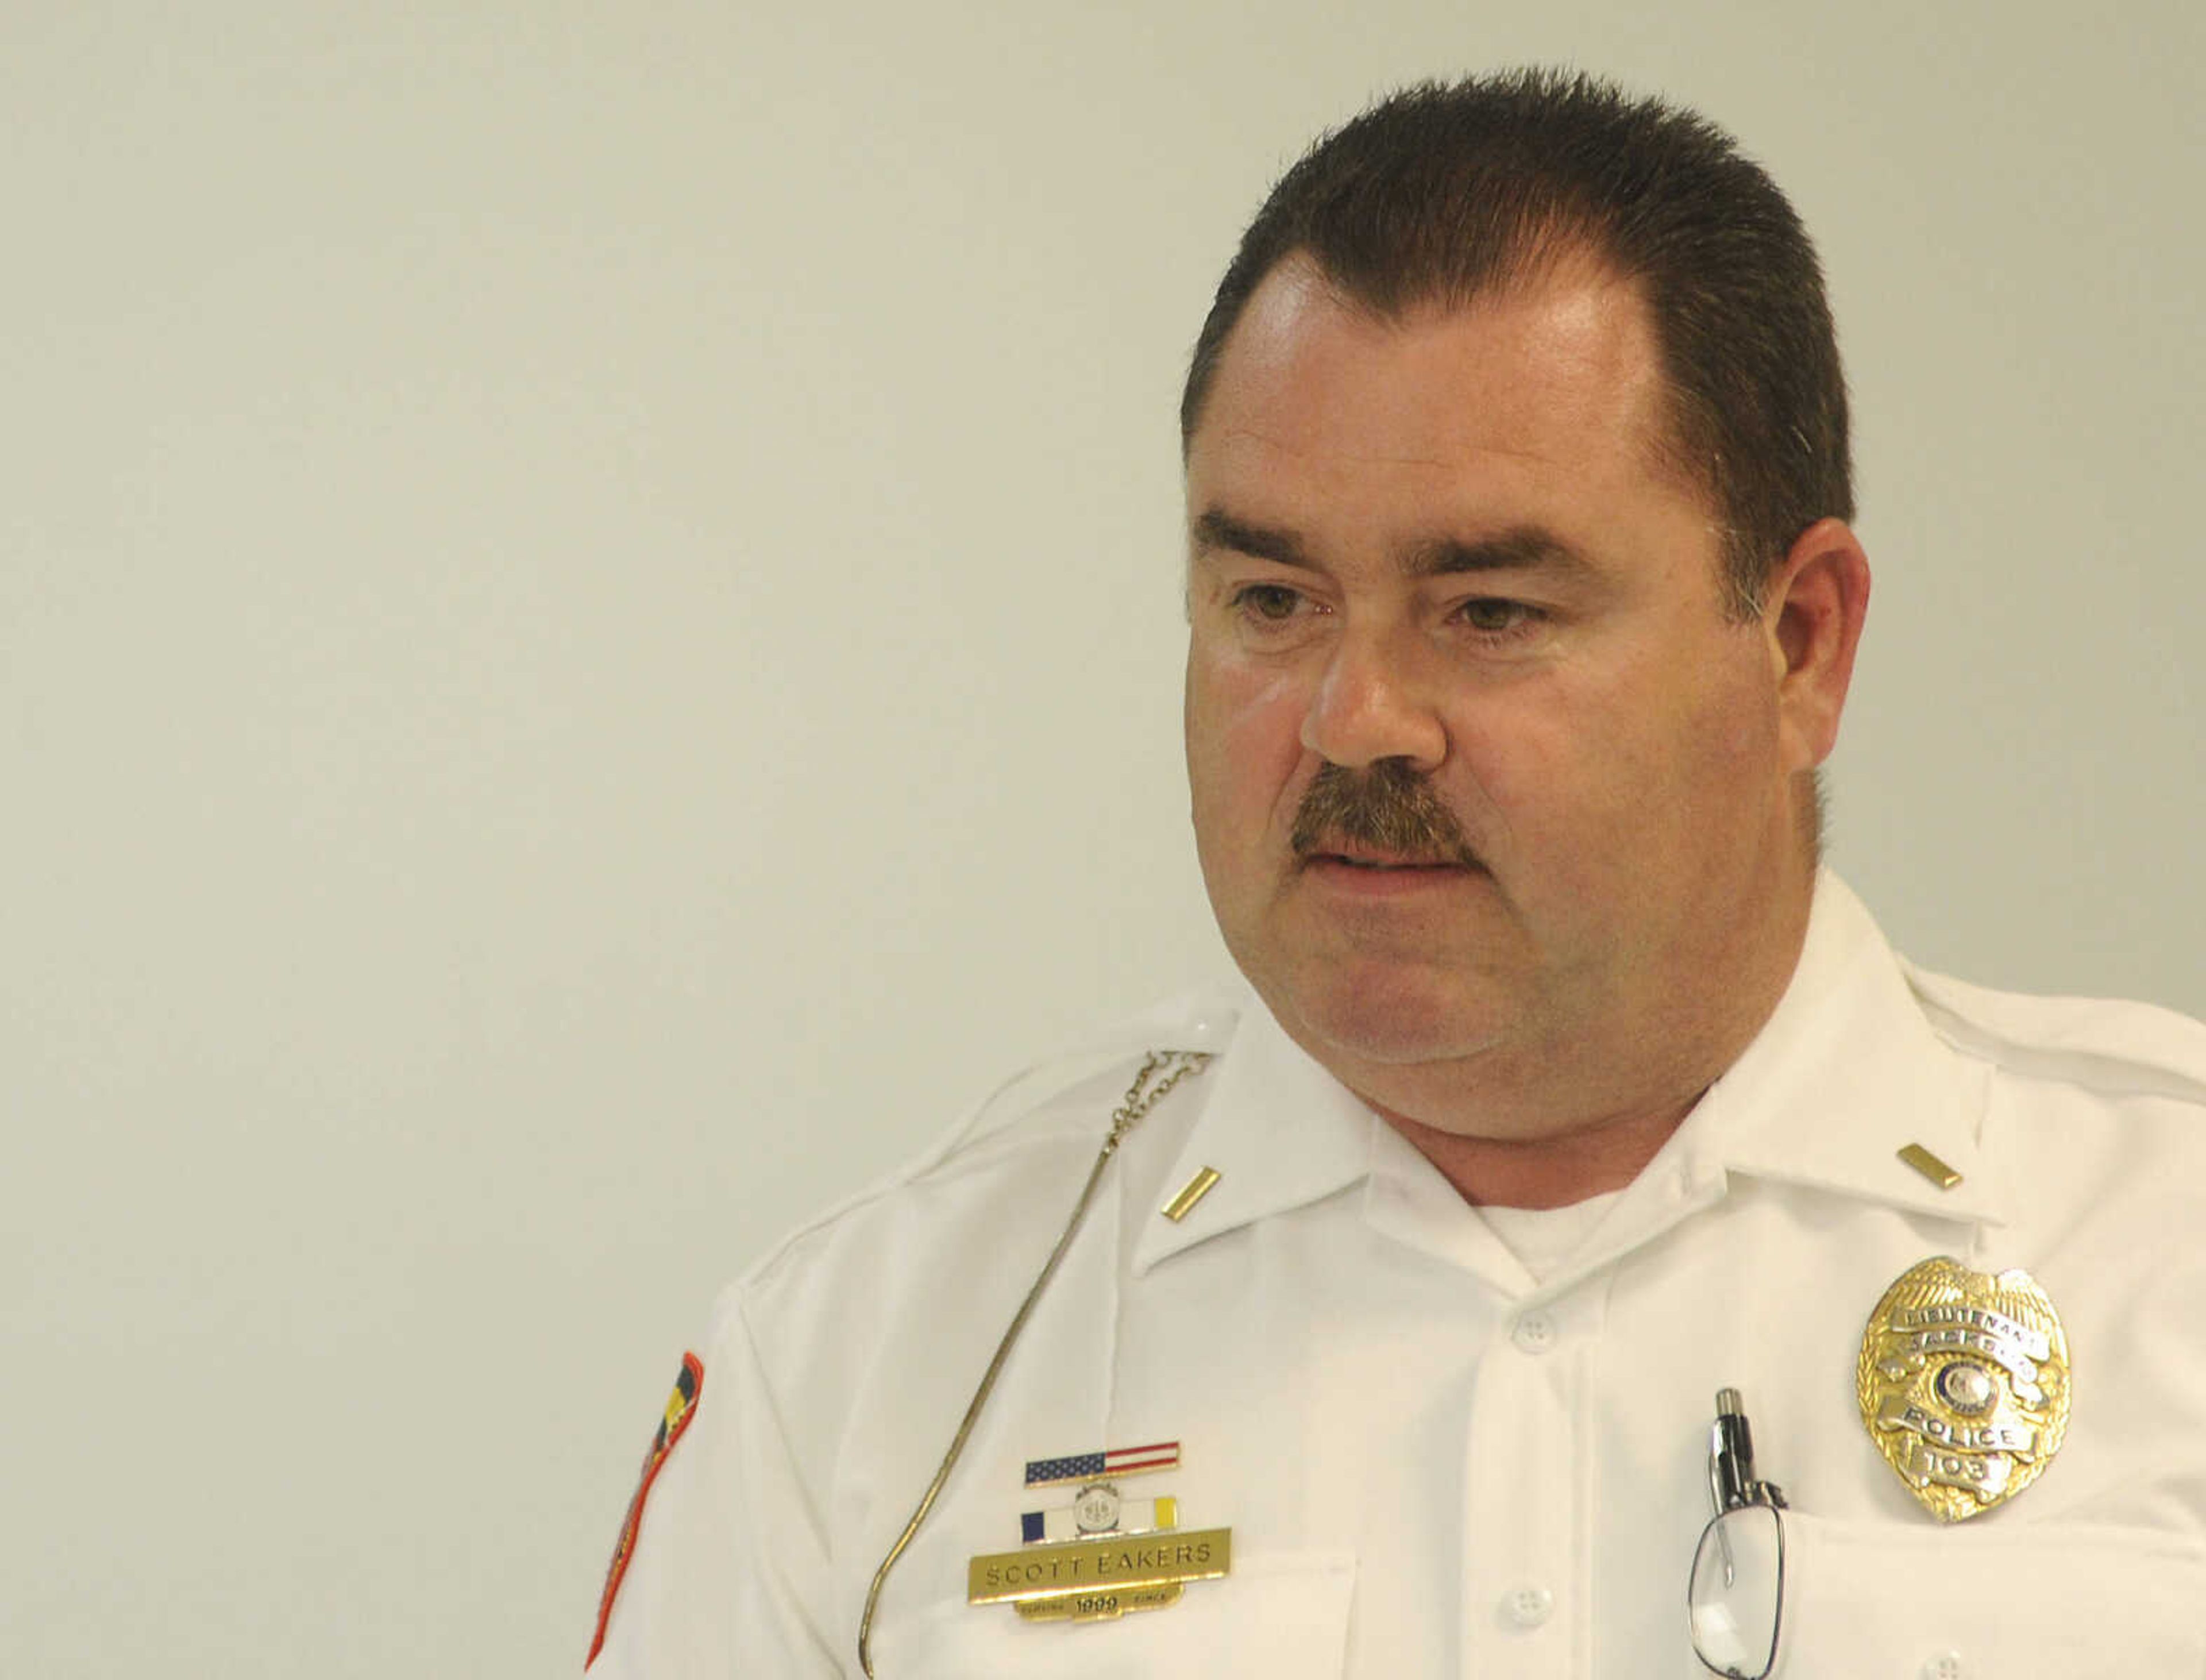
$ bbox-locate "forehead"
[1186,257,1704,538]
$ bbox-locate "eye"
[1454,597,1542,637]
[1228,583,1312,622]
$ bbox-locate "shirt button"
[1922,1655,1966,1680]
[1503,1585,1554,1628]
[1511,1311,1557,1354]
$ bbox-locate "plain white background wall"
[4,1,2199,1672]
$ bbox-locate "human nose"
[1298,629,1447,772]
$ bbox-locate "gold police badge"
[1857,1257,2070,1521]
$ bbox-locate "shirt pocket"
[892,1547,1356,1680]
[1776,1513,2206,1679]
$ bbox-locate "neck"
[1349,866,1819,1209]
[1374,1089,1700,1208]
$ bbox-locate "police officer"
[586,70,2206,1678]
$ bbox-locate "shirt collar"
[1659,870,2004,1226]
[1131,992,1375,1277]
[1132,872,2004,1275]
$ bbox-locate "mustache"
[1290,760,1480,866]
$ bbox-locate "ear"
[1763,517,1871,773]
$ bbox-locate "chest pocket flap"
[1780,1515,2206,1677]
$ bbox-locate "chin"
[1271,962,1510,1071]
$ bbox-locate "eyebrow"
[1191,507,1599,583]
[1191,509,1309,567]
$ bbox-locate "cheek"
[1457,660,1774,877]
[1186,651,1310,822]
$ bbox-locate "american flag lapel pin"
[967,1440,1232,1624]
[1025,1440,1182,1489]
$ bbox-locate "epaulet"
[732,985,1244,1290]
[1902,960,2206,1107]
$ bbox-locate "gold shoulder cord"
[856,1049,1213,1676]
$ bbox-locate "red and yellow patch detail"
[587,1352,705,1669]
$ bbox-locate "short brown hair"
[1181,70,1852,617]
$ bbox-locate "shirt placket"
[1459,1277,1604,1678]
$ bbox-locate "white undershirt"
[1478,1188,1626,1282]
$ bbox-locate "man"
[585,71,2206,1677]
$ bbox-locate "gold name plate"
[968,1528,1232,1622]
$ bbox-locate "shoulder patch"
[585,1353,705,1669]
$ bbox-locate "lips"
[1299,848,1480,895]
[1312,849,1463,870]
[1301,829,1479,870]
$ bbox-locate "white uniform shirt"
[588,875,2206,1677]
